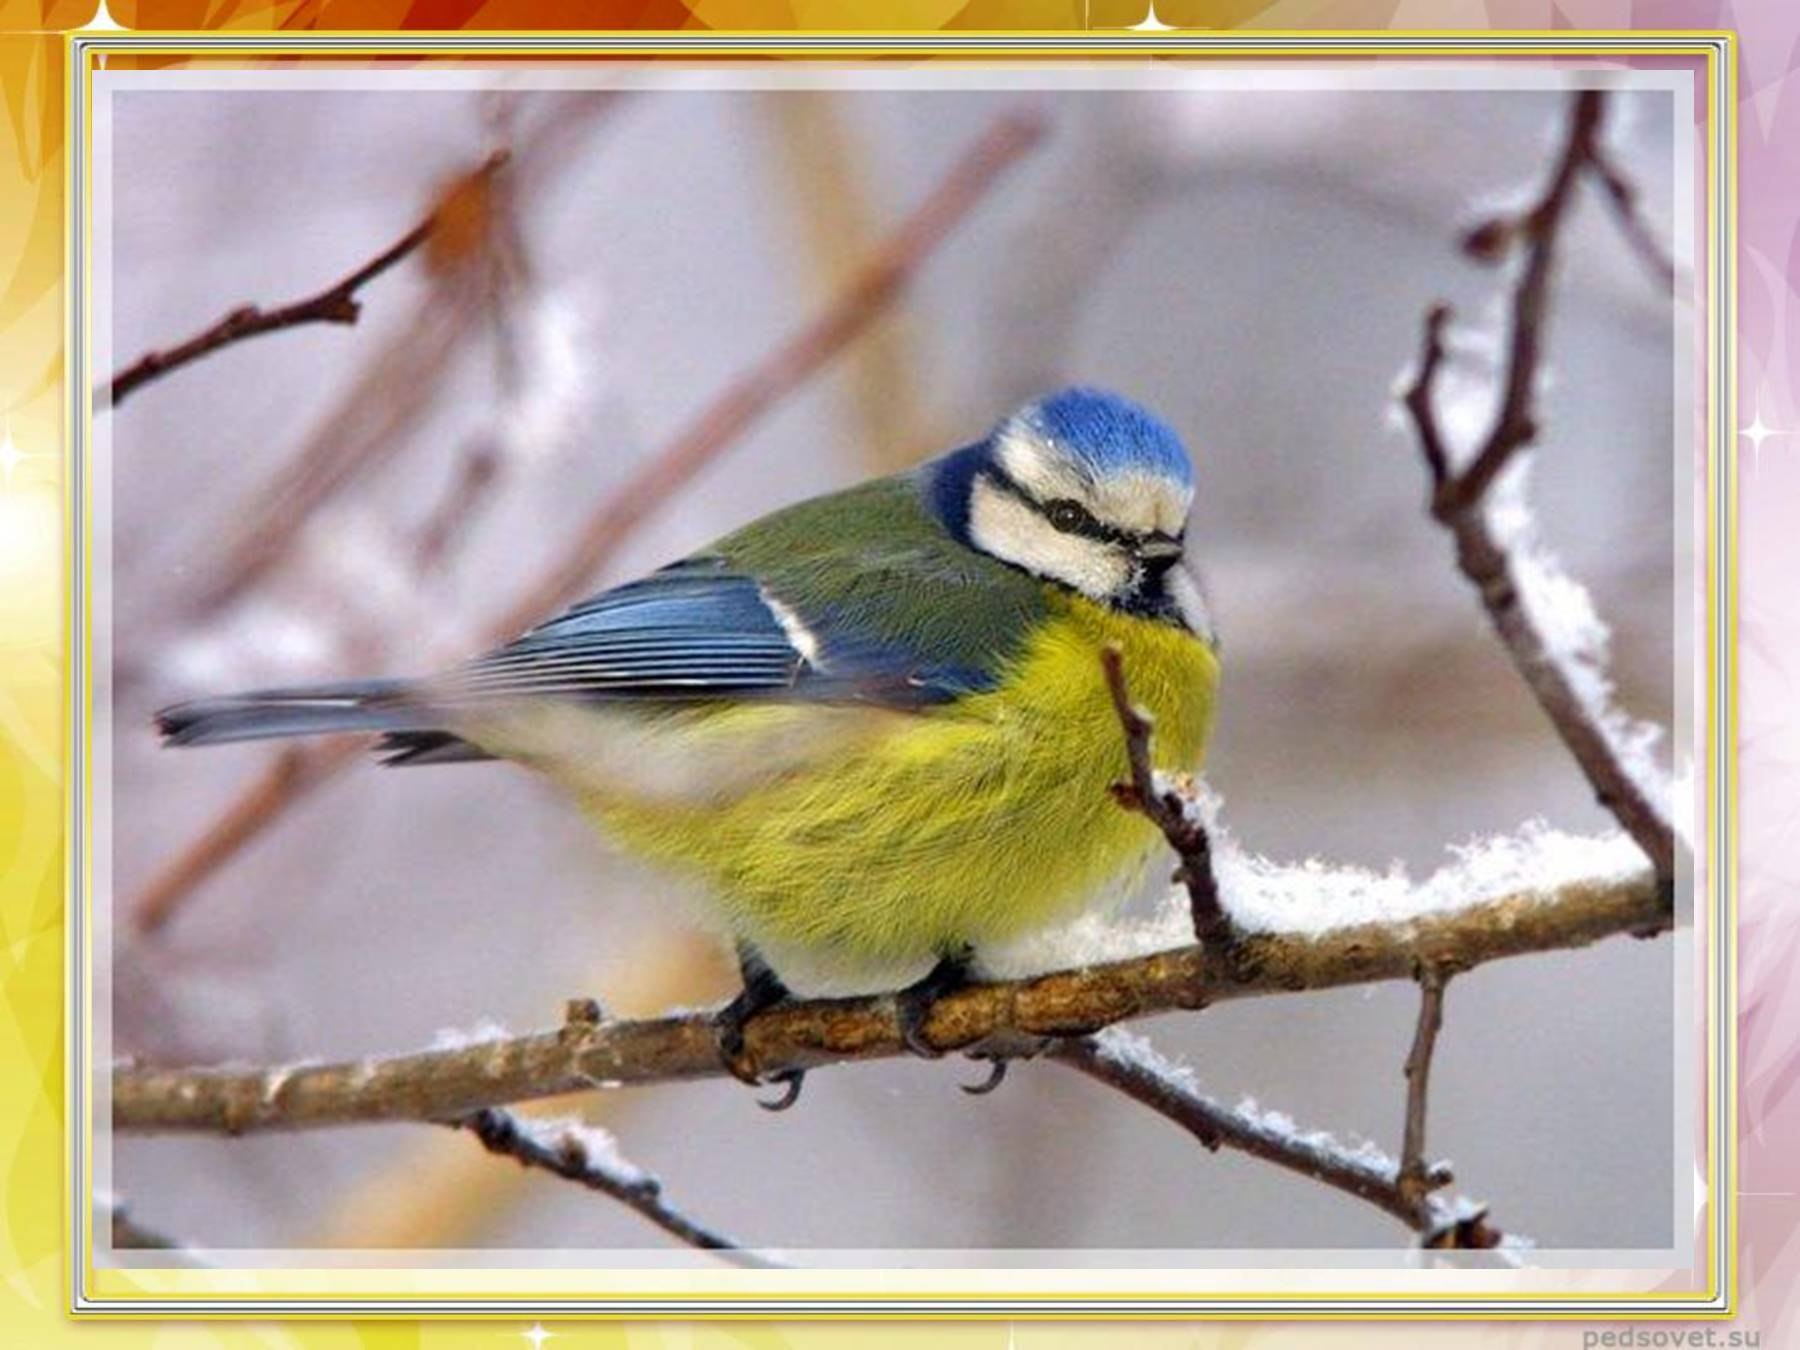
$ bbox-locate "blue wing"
[440,557,993,710]
[451,560,804,700]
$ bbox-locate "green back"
[711,472,1050,695]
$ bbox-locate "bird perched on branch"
[158,387,1220,1105]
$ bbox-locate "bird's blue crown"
[926,387,1194,547]
[1005,387,1193,488]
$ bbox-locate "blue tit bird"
[158,386,1220,1101]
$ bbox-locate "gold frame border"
[65,29,1738,1321]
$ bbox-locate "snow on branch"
[450,1107,782,1266]
[1398,88,1678,880]
[110,90,1679,1258]
[1050,1029,1513,1252]
[111,841,1663,1138]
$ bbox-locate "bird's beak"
[1137,535,1185,562]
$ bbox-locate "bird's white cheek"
[1168,561,1217,644]
[968,480,1130,599]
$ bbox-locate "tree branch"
[112,862,1663,1136]
[130,106,1046,937]
[1588,142,1679,292]
[105,151,508,409]
[449,1107,780,1266]
[1049,1030,1497,1249]
[1401,89,1677,880]
[1397,968,1449,1207]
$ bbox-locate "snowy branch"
[112,853,1662,1136]
[1050,1029,1504,1250]
[450,1107,780,1265]
[1401,89,1678,880]
[114,90,1679,1255]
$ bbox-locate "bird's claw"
[711,1006,809,1108]
[895,988,944,1059]
[756,1069,806,1111]
[893,948,975,1061]
[959,1056,1009,1095]
[711,1011,761,1087]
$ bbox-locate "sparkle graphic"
[1741,403,1789,473]
[1131,0,1175,31]
[519,1324,554,1349]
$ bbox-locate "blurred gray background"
[100,76,1678,1256]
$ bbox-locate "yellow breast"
[577,590,1220,977]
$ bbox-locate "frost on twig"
[1051,1029,1513,1252]
[985,807,1653,977]
[1397,88,1677,881]
[111,847,1663,1138]
[451,1107,781,1266]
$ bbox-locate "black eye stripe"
[979,469,1152,550]
[1043,497,1135,546]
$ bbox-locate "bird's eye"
[1046,499,1092,533]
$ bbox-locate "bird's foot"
[893,947,975,1060]
[711,951,806,1111]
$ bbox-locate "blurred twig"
[450,1107,780,1265]
[130,106,1048,937]
[412,434,503,572]
[1404,89,1677,881]
[507,106,1047,623]
[103,151,506,410]
[132,739,362,934]
[1587,140,1679,292]
[1049,1030,1498,1250]
[112,861,1664,1135]
[765,92,930,472]
[184,153,523,619]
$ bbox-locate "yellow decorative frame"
[61,29,1737,1322]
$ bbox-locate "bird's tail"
[155,678,434,749]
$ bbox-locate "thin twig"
[1446,91,1602,514]
[449,1107,781,1266]
[1050,1031,1496,1248]
[112,863,1664,1135]
[1397,968,1449,1207]
[1588,145,1679,292]
[130,107,1048,936]
[1099,646,1229,946]
[183,154,528,620]
[105,152,508,409]
[1401,89,1677,880]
